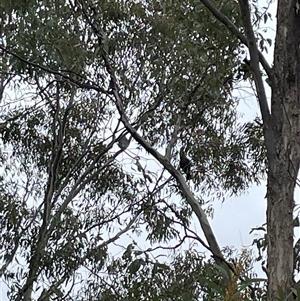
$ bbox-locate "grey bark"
[266,0,300,299]
[199,0,300,299]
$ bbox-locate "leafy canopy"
[0,0,267,300]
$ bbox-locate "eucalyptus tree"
[193,0,300,299]
[0,0,267,300]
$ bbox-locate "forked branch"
[237,0,275,163]
[199,0,272,80]
[200,0,276,164]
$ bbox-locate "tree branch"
[0,45,110,96]
[199,0,273,80]
[107,71,224,264]
[237,0,276,164]
[82,0,223,265]
[165,115,181,160]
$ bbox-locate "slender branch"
[199,0,272,80]
[0,45,110,96]
[16,84,69,301]
[82,0,225,261]
[238,0,276,164]
[107,69,224,264]
[165,115,181,160]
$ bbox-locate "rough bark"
[267,0,300,299]
[199,0,300,298]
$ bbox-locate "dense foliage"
[0,0,269,300]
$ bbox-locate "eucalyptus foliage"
[0,0,267,300]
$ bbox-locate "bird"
[118,135,130,150]
[179,147,192,180]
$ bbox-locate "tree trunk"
[267,164,296,299]
[267,0,300,299]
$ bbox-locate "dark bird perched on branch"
[118,135,130,150]
[180,147,192,180]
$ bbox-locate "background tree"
[0,0,282,300]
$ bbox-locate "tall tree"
[196,0,299,299]
[0,0,282,300]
